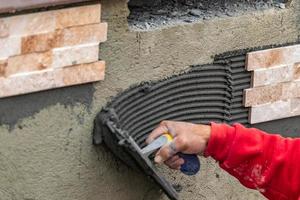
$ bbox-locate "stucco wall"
[0,0,299,199]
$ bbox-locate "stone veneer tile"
[244,84,283,107]
[252,65,293,87]
[250,100,291,124]
[0,61,105,98]
[0,12,55,39]
[294,62,300,80]
[246,44,300,71]
[0,4,101,38]
[5,51,52,77]
[21,23,107,54]
[291,98,300,115]
[0,60,6,77]
[282,81,300,99]
[51,43,99,68]
[0,36,21,59]
[55,4,101,29]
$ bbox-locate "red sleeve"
[204,122,300,200]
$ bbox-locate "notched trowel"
[93,108,179,200]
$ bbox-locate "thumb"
[154,137,185,164]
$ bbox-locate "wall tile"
[244,84,283,107]
[51,43,99,68]
[55,4,101,29]
[5,51,52,77]
[250,100,291,124]
[0,37,21,59]
[291,98,300,115]
[246,44,300,71]
[0,4,100,38]
[0,12,55,39]
[252,65,293,87]
[21,23,107,54]
[0,61,105,98]
[293,62,300,80]
[282,81,300,99]
[0,60,6,77]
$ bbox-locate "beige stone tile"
[21,23,107,54]
[293,62,300,80]
[0,4,101,38]
[0,19,9,38]
[246,44,300,71]
[0,36,21,59]
[60,61,105,85]
[249,100,291,124]
[21,30,63,54]
[244,84,283,107]
[0,59,7,77]
[252,65,293,87]
[51,43,99,68]
[5,51,52,77]
[0,11,55,39]
[282,81,300,99]
[0,61,105,98]
[55,4,101,29]
[60,23,107,47]
[291,98,300,115]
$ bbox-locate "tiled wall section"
[244,44,300,124]
[0,3,107,98]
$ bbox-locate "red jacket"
[204,123,300,200]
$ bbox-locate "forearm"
[204,123,300,200]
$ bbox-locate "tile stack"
[0,3,107,98]
[244,44,300,124]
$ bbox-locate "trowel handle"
[177,153,200,176]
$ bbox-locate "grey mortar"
[0,0,299,199]
[128,0,287,30]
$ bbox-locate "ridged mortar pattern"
[105,54,251,148]
[93,53,251,199]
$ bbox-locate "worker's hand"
[146,120,211,170]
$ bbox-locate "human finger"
[146,122,169,144]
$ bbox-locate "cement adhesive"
[128,0,287,30]
[94,52,251,199]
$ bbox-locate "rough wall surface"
[0,0,300,200]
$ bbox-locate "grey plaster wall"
[0,0,299,199]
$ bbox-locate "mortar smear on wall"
[0,3,107,98]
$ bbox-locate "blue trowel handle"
[177,153,200,176]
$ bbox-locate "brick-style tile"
[0,4,101,38]
[0,36,21,59]
[0,60,7,77]
[0,19,9,38]
[252,65,293,87]
[291,98,300,116]
[5,51,52,77]
[61,61,105,85]
[0,61,105,98]
[21,23,107,54]
[250,100,291,124]
[51,43,99,68]
[244,84,283,107]
[282,81,300,99]
[55,4,101,29]
[21,30,63,54]
[0,12,55,39]
[246,44,300,71]
[293,62,300,80]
